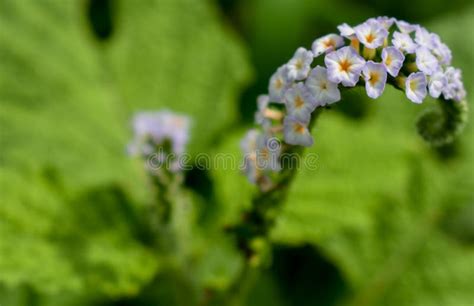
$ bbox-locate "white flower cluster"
[241,17,467,185]
[128,110,190,172]
[241,127,281,186]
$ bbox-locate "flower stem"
[224,108,324,305]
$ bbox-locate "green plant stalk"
[221,109,323,306]
[148,171,184,253]
[236,108,322,260]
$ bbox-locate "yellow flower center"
[320,81,328,90]
[275,78,283,89]
[294,95,305,108]
[410,80,418,91]
[295,59,303,70]
[385,54,392,66]
[369,71,380,85]
[323,39,335,48]
[365,33,375,43]
[350,38,360,50]
[172,118,185,128]
[339,59,352,73]
[293,123,306,134]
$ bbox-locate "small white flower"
[376,16,395,30]
[129,111,190,174]
[241,131,281,183]
[257,94,269,111]
[405,72,427,104]
[255,134,281,172]
[286,47,313,81]
[337,23,355,38]
[395,20,418,33]
[415,47,439,75]
[241,130,262,184]
[431,35,452,66]
[312,34,344,56]
[131,111,190,156]
[381,47,405,77]
[392,31,417,54]
[269,65,291,102]
[325,46,366,87]
[362,61,387,99]
[161,112,191,155]
[415,27,435,48]
[337,24,361,51]
[354,19,388,49]
[443,67,466,102]
[428,69,447,98]
[305,66,341,106]
[241,129,260,156]
[284,83,317,121]
[283,115,314,147]
[254,94,272,128]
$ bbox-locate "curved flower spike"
[241,16,468,189]
[233,17,469,271]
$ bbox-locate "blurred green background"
[0,0,473,305]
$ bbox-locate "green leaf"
[0,0,250,298]
[107,0,252,156]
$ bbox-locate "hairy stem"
[222,109,323,306]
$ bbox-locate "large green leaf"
[0,0,250,298]
[107,0,252,156]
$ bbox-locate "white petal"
[415,47,439,75]
[362,61,387,99]
[406,72,427,104]
[312,34,344,56]
[305,66,341,106]
[283,116,314,147]
[382,47,405,77]
[269,65,291,102]
[284,83,316,121]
